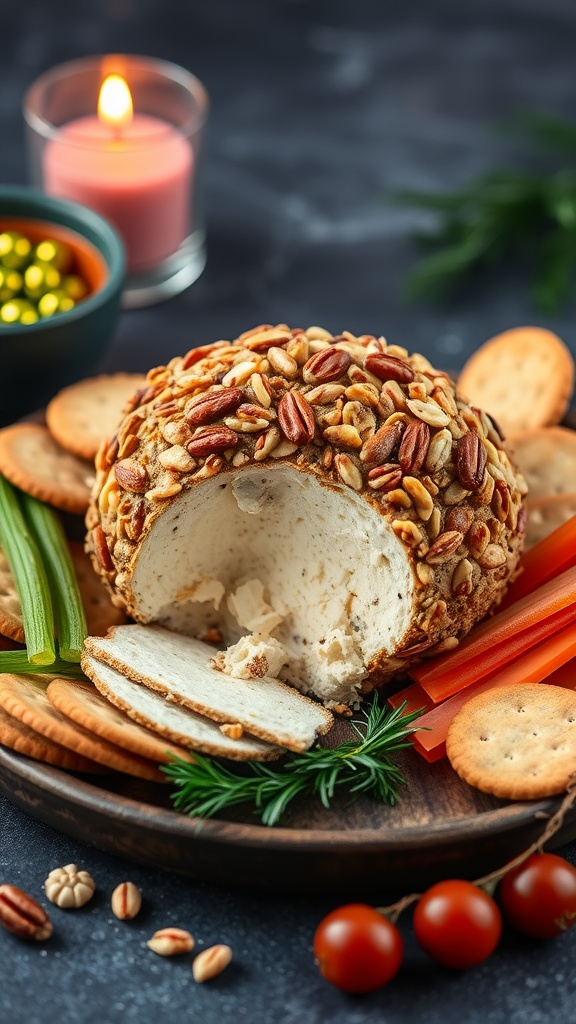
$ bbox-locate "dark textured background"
[1,1,576,1021]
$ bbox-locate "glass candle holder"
[24,55,208,308]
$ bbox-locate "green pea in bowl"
[0,186,124,426]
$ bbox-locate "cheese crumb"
[227,578,285,635]
[217,633,289,680]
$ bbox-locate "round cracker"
[508,427,576,500]
[0,703,105,772]
[47,678,191,764]
[46,373,147,460]
[0,545,25,643]
[0,673,163,782]
[68,542,126,636]
[0,423,94,514]
[458,327,575,435]
[446,683,576,799]
[525,494,576,549]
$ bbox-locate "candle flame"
[98,74,133,128]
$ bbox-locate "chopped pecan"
[360,420,405,465]
[278,390,315,445]
[185,387,244,426]
[455,431,488,490]
[186,426,239,457]
[302,347,352,384]
[398,420,430,475]
[364,353,415,384]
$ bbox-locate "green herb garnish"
[21,493,87,662]
[397,111,576,313]
[0,475,55,665]
[163,697,423,827]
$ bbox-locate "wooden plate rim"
[0,743,564,852]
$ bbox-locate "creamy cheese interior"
[130,465,414,705]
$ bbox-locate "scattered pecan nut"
[0,884,53,942]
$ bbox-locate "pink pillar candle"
[44,114,192,273]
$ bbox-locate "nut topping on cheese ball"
[86,325,527,708]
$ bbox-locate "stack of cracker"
[459,326,576,548]
[0,374,335,778]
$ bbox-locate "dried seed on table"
[477,543,508,570]
[193,944,233,983]
[467,521,490,559]
[360,420,405,465]
[452,558,474,596]
[367,463,402,491]
[111,882,142,921]
[334,453,363,490]
[185,387,244,426]
[406,398,450,429]
[278,390,315,444]
[147,927,195,956]
[398,420,430,475]
[455,431,488,490]
[402,476,434,521]
[323,424,363,448]
[267,346,299,378]
[302,347,351,384]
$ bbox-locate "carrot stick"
[413,620,576,758]
[410,565,576,702]
[499,514,576,610]
[416,602,574,703]
[387,680,432,715]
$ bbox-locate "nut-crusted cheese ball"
[86,325,527,707]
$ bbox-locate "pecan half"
[186,426,239,457]
[302,347,351,384]
[185,387,244,426]
[364,353,415,384]
[367,463,402,491]
[0,885,53,942]
[278,390,315,444]
[115,459,149,493]
[398,420,430,475]
[455,431,488,490]
[92,525,114,572]
[425,530,464,564]
[444,505,475,535]
[360,420,405,465]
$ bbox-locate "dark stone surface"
[1,1,576,1021]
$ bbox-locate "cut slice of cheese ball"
[87,324,527,707]
[83,625,333,752]
[80,653,284,761]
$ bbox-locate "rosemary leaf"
[163,698,424,827]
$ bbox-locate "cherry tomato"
[413,879,502,969]
[498,852,576,938]
[313,903,403,993]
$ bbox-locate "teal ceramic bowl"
[0,185,124,425]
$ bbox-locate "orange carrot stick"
[387,680,432,715]
[499,514,576,610]
[411,565,576,702]
[413,620,576,758]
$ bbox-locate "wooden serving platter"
[1,719,574,897]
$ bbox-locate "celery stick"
[21,494,87,663]
[0,650,85,677]
[0,477,55,666]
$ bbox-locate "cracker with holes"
[446,684,576,799]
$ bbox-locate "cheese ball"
[86,325,527,707]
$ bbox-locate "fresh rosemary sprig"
[397,112,576,313]
[163,697,424,827]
